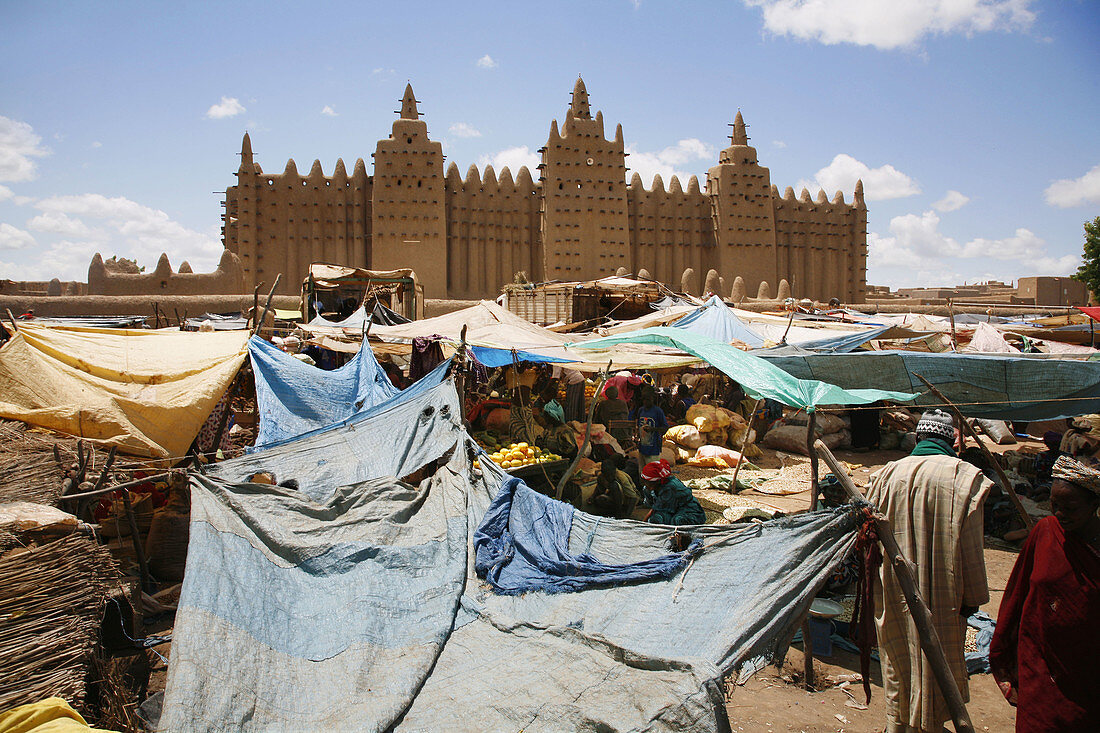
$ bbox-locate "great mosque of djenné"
[223,78,867,301]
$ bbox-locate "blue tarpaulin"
[474,477,700,595]
[468,345,576,367]
[759,349,1100,420]
[248,335,399,449]
[670,295,766,348]
[164,369,865,732]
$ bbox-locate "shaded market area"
[1,277,1098,732]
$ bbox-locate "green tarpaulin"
[572,327,918,410]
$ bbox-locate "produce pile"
[483,442,563,469]
[662,404,760,467]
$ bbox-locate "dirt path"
[714,444,1025,732]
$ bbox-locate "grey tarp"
[759,349,1100,420]
[161,376,862,732]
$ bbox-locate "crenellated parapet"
[87,249,245,296]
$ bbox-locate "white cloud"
[1043,164,1100,208]
[868,209,1077,288]
[91,141,102,149]
[477,146,541,175]
[798,153,920,201]
[449,122,482,138]
[27,210,94,238]
[772,140,787,149]
[0,116,50,182]
[25,194,223,278]
[626,138,714,188]
[205,96,246,119]
[476,54,498,69]
[932,189,969,212]
[743,0,1037,51]
[321,105,337,117]
[0,223,35,250]
[0,185,12,202]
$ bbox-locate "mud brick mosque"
[223,78,867,301]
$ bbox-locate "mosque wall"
[223,80,867,302]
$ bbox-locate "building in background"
[223,79,867,301]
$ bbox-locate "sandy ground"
[714,443,1025,732]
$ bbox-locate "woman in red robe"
[990,455,1100,731]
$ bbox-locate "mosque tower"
[706,111,778,297]
[371,83,447,297]
[539,77,629,281]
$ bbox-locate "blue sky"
[2,0,1098,291]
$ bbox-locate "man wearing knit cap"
[865,408,993,733]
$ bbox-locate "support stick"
[206,371,240,459]
[455,325,468,425]
[948,299,958,351]
[253,274,282,336]
[122,488,154,592]
[252,282,262,330]
[800,618,815,690]
[6,308,20,332]
[814,440,976,733]
[806,410,820,511]
[914,373,1033,530]
[58,471,172,502]
[728,398,762,493]
[555,360,612,500]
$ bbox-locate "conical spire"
[570,76,591,119]
[731,111,748,146]
[239,132,253,170]
[400,83,419,120]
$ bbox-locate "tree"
[1072,216,1100,303]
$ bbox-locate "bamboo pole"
[814,439,976,733]
[913,373,1033,530]
[555,361,612,501]
[728,398,763,493]
[253,274,282,336]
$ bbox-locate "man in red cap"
[640,459,706,526]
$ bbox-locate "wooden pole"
[728,398,763,493]
[913,373,1033,530]
[58,471,172,502]
[5,308,19,332]
[253,274,282,336]
[122,488,154,592]
[555,360,612,500]
[779,308,795,346]
[455,324,468,424]
[252,282,262,329]
[206,371,241,460]
[814,439,976,733]
[948,298,958,351]
[800,618,815,690]
[806,410,820,511]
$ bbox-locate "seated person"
[594,385,631,446]
[589,456,640,519]
[537,400,578,460]
[666,384,696,422]
[640,459,706,526]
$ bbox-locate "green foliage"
[1073,216,1100,302]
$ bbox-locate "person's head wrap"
[542,399,564,424]
[1052,454,1100,495]
[916,409,955,443]
[640,459,673,482]
[1043,431,1063,450]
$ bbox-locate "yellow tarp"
[0,324,248,458]
[0,698,118,733]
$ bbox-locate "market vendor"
[594,385,631,446]
[640,459,706,526]
[590,456,640,519]
[631,388,668,465]
[537,398,577,460]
